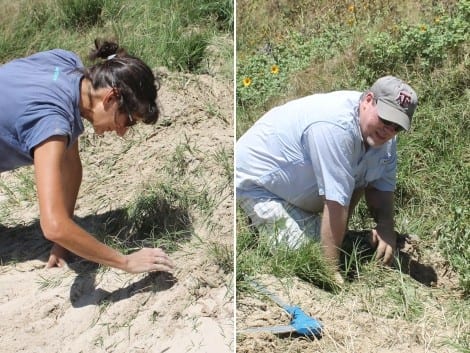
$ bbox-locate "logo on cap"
[396,91,412,108]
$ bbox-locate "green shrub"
[357,1,469,77]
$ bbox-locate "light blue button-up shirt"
[236,90,396,212]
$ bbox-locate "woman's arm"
[46,139,82,267]
[62,139,82,216]
[33,136,173,273]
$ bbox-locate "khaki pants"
[238,196,322,249]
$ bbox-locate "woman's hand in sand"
[123,247,174,274]
[46,243,69,268]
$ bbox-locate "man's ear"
[365,91,375,102]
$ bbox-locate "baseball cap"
[370,76,418,131]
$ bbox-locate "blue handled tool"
[239,280,323,337]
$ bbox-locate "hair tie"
[107,54,117,60]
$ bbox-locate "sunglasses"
[121,100,137,127]
[379,116,403,133]
[116,91,137,127]
[114,105,137,128]
[126,110,136,127]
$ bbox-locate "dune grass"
[236,0,468,350]
[0,0,233,73]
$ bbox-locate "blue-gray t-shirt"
[0,49,84,172]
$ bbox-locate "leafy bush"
[237,29,345,110]
[357,0,469,77]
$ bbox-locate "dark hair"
[83,39,160,124]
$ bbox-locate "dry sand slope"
[0,67,234,353]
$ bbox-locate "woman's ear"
[102,87,119,110]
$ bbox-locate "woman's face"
[91,89,134,137]
[359,92,399,148]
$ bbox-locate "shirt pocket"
[364,154,392,184]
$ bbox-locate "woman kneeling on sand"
[0,39,173,274]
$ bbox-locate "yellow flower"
[270,64,280,75]
[242,77,252,87]
[434,17,441,24]
[347,4,355,12]
[420,24,427,32]
[348,18,355,26]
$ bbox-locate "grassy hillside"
[0,0,233,75]
[236,0,469,351]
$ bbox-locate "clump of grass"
[385,271,425,321]
[125,182,197,252]
[86,180,203,254]
[348,264,428,323]
[213,146,234,185]
[58,0,105,29]
[273,243,342,292]
[445,298,470,351]
[0,0,233,73]
[438,206,470,294]
[236,209,341,294]
[170,142,196,177]
[208,242,233,274]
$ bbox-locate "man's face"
[359,93,399,148]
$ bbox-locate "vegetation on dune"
[0,0,234,270]
[237,0,469,294]
[237,1,468,351]
[0,0,233,73]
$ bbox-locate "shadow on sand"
[0,200,192,307]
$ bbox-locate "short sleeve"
[18,110,71,156]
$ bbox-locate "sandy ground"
[0,64,234,353]
[236,233,468,353]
